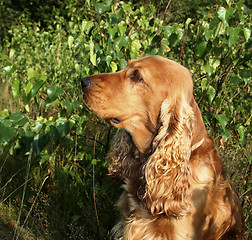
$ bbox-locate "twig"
[71,130,106,147]
[16,175,49,240]
[105,126,113,154]
[13,144,33,240]
[1,178,33,204]
[162,0,172,21]
[0,168,25,192]
[157,0,172,35]
[92,132,100,230]
[0,155,8,176]
[240,185,252,198]
[180,32,187,61]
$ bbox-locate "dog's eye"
[111,118,121,124]
[128,69,144,83]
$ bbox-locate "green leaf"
[95,2,106,14]
[31,81,44,98]
[81,20,93,34]
[106,56,112,67]
[221,128,231,141]
[196,41,207,58]
[204,29,214,41]
[12,78,20,98]
[56,118,70,138]
[202,63,215,76]
[62,100,73,114]
[16,117,29,127]
[227,27,240,47]
[0,109,9,118]
[243,28,251,42]
[185,18,192,30]
[10,112,23,123]
[108,27,117,40]
[226,0,232,6]
[237,125,244,143]
[201,78,208,91]
[31,121,43,131]
[208,86,216,103]
[47,85,57,100]
[3,65,15,76]
[33,132,49,155]
[0,122,16,143]
[176,28,183,41]
[130,52,137,60]
[226,7,234,22]
[213,47,224,57]
[215,114,229,130]
[117,36,129,49]
[116,51,124,59]
[161,38,170,53]
[18,127,26,137]
[1,119,11,127]
[163,26,173,38]
[217,7,227,24]
[46,99,60,108]
[230,75,242,85]
[240,71,250,84]
[9,112,29,127]
[73,100,82,111]
[47,86,63,101]
[118,21,127,35]
[120,59,128,69]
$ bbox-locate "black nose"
[81,77,92,90]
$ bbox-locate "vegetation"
[0,0,251,239]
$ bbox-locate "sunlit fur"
[82,55,246,239]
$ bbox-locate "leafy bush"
[0,0,251,239]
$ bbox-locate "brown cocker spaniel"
[81,55,247,239]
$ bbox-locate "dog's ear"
[108,130,141,180]
[143,97,194,216]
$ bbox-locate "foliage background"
[0,0,251,239]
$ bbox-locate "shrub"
[0,0,251,238]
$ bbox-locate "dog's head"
[81,55,193,154]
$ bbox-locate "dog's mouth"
[82,95,122,126]
[82,93,90,109]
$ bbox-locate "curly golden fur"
[81,55,247,239]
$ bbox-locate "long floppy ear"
[108,129,141,180]
[143,97,194,217]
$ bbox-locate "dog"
[81,55,246,239]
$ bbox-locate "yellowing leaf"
[24,82,33,95]
[110,61,118,73]
[9,49,15,59]
[131,39,142,52]
[89,39,96,66]
[68,35,74,48]
[27,68,38,80]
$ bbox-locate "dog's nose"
[81,77,92,90]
